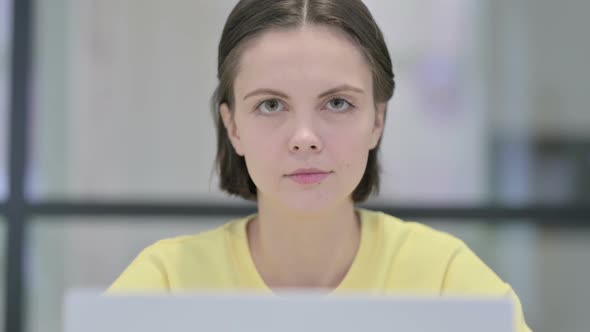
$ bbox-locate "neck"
[247,196,361,291]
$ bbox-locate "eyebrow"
[243,84,365,101]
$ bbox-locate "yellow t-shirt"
[108,208,532,332]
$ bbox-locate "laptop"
[64,290,514,332]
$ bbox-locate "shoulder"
[107,216,249,292]
[361,208,465,256]
[364,210,509,291]
[360,209,471,290]
[142,217,245,262]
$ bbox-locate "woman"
[109,0,532,331]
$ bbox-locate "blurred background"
[1,0,589,331]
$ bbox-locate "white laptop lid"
[64,290,514,332]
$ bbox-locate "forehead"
[234,24,372,97]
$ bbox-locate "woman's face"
[221,24,385,213]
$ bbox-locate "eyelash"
[254,96,357,114]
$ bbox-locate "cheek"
[238,121,283,177]
[328,127,372,169]
[242,126,281,154]
[235,112,278,151]
[329,116,374,149]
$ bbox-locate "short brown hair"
[212,0,395,202]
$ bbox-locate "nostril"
[311,145,317,150]
[293,146,299,151]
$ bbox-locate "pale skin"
[220,24,386,291]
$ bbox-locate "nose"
[288,117,323,153]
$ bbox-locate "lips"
[286,168,332,184]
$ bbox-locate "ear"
[369,102,387,149]
[220,103,245,156]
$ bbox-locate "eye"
[257,99,285,114]
[326,98,354,112]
